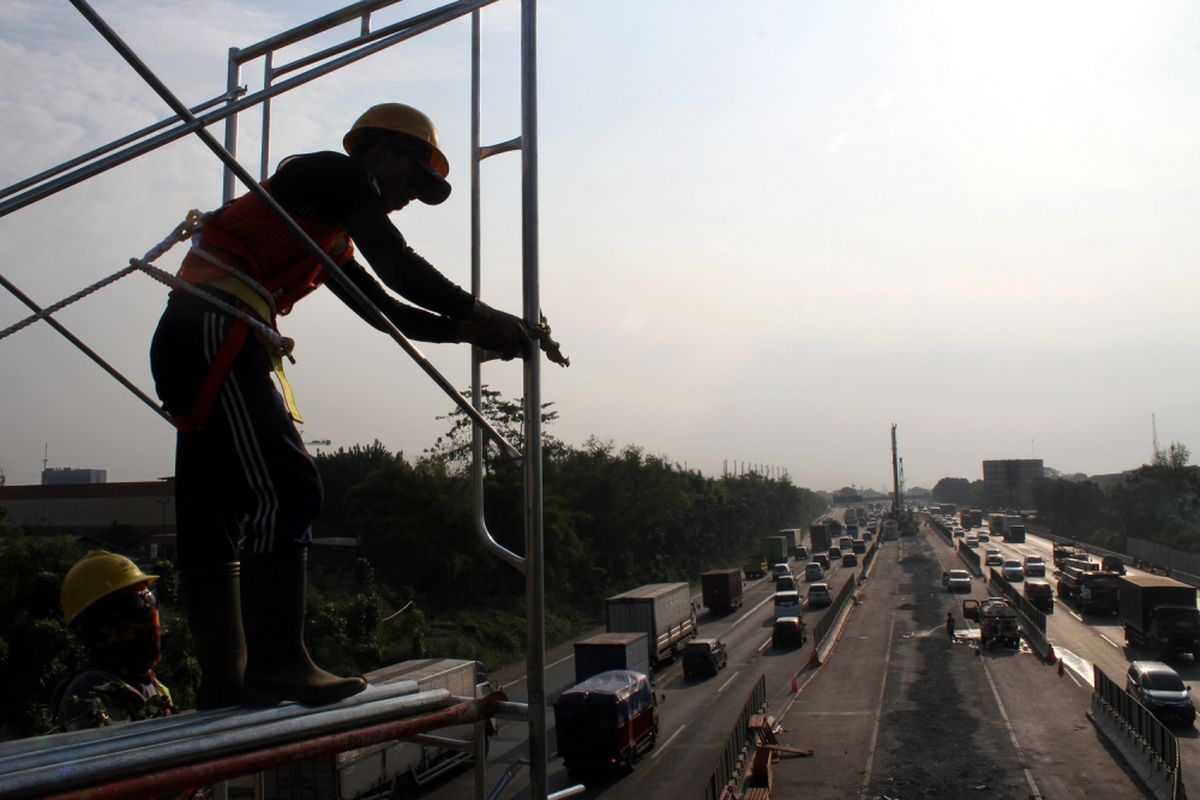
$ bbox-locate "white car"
[943,569,972,592]
[773,590,802,618]
[985,548,1003,566]
[1002,559,1025,582]
[964,534,979,548]
[806,583,832,608]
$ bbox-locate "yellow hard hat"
[61,550,158,625]
[343,103,451,204]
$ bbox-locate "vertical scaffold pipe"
[521,0,547,797]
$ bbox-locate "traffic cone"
[1058,658,1065,677]
[790,675,799,693]
[809,650,820,669]
[1046,644,1056,665]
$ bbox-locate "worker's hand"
[456,301,532,360]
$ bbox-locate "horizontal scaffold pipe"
[4,687,464,799]
[0,679,420,774]
[0,0,504,219]
[41,694,506,800]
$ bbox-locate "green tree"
[931,477,971,507]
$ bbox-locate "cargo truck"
[700,568,744,613]
[555,670,659,773]
[762,535,789,564]
[263,658,482,799]
[574,632,651,685]
[1056,565,1119,615]
[1118,574,1200,659]
[777,528,803,558]
[809,523,831,555]
[606,583,698,665]
[742,554,767,580]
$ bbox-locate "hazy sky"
[1,1,1197,492]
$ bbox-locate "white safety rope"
[0,211,292,358]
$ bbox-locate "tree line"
[0,390,827,738]
[929,443,1199,553]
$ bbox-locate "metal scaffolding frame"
[0,0,550,796]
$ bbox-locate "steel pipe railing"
[4,688,457,799]
[0,0,502,219]
[41,694,507,800]
[0,87,245,202]
[0,679,420,774]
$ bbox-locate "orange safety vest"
[177,178,355,316]
[172,180,354,431]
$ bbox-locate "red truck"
[554,670,659,772]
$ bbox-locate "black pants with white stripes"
[151,289,321,569]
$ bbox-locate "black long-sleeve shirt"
[270,151,473,342]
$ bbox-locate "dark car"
[772,616,807,648]
[813,553,831,570]
[1023,579,1054,613]
[828,547,842,561]
[795,545,809,562]
[851,539,866,555]
[1126,661,1195,726]
[1101,555,1127,575]
[682,638,728,678]
[842,552,858,567]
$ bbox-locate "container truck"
[574,632,651,685]
[809,523,831,555]
[1056,565,1119,615]
[1118,574,1200,659]
[700,568,744,614]
[606,583,697,665]
[263,658,482,799]
[762,535,789,564]
[555,670,659,773]
[777,528,803,557]
[742,554,767,580]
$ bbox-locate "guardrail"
[703,674,768,800]
[811,575,856,653]
[988,568,1047,635]
[957,542,982,575]
[1093,665,1185,799]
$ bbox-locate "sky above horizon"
[1,1,1197,493]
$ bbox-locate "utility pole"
[890,424,901,518]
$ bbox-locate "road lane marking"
[981,659,1043,799]
[860,614,896,795]
[1099,633,1121,649]
[758,637,772,653]
[650,723,686,759]
[718,669,741,694]
[1069,610,1084,623]
[502,651,575,689]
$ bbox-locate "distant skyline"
[2,1,1197,492]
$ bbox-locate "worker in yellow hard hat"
[53,551,176,731]
[149,103,530,708]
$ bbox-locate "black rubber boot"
[241,548,367,706]
[179,563,247,709]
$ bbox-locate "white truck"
[262,658,483,799]
[606,583,698,666]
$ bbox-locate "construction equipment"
[963,597,1022,650]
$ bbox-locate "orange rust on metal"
[45,693,506,800]
[748,745,774,789]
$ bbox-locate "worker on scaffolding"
[150,103,531,708]
[53,551,177,731]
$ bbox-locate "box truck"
[700,568,744,613]
[606,583,697,665]
[1119,574,1200,659]
[574,632,651,685]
